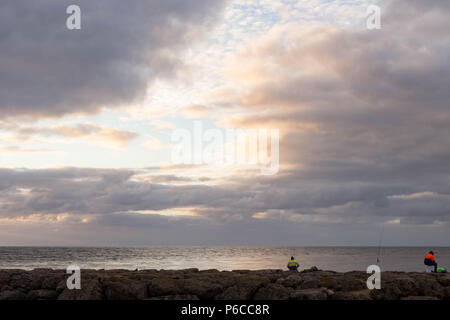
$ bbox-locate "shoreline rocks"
[0,268,448,300]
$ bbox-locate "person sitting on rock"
[424,251,438,272]
[287,256,300,271]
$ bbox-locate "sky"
[0,0,450,246]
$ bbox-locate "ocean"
[0,247,449,272]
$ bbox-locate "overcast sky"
[1,0,449,246]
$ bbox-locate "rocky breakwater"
[0,267,449,300]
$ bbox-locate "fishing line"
[376,222,384,264]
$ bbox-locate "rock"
[276,274,303,288]
[26,289,58,300]
[0,268,448,300]
[290,288,329,300]
[414,276,445,299]
[330,289,371,300]
[301,266,319,273]
[148,294,199,300]
[9,272,32,290]
[0,272,11,288]
[148,277,184,297]
[216,276,267,300]
[58,278,104,300]
[0,290,26,300]
[444,287,450,300]
[370,284,403,300]
[103,278,148,300]
[338,273,368,291]
[438,274,450,287]
[401,296,439,300]
[299,278,320,289]
[41,274,64,290]
[254,284,293,300]
[56,279,67,294]
[182,279,223,300]
[182,269,199,273]
[319,277,339,290]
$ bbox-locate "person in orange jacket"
[424,251,438,272]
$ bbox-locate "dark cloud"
[0,167,449,228]
[215,0,450,231]
[0,0,225,118]
[1,0,450,245]
[0,168,241,217]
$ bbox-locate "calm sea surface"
[0,247,449,272]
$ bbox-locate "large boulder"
[300,266,319,273]
[400,296,439,300]
[26,289,58,300]
[330,289,371,300]
[103,278,148,300]
[41,273,65,290]
[253,283,293,300]
[148,277,184,297]
[216,276,268,300]
[298,277,320,289]
[182,279,223,300]
[371,273,445,300]
[8,271,32,290]
[413,275,445,299]
[58,277,104,300]
[0,290,27,300]
[290,288,329,300]
[276,274,303,288]
[148,294,199,300]
[437,274,450,287]
[0,271,11,288]
[444,287,450,300]
[338,273,367,292]
[319,276,339,290]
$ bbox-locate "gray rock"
[0,268,448,300]
[26,289,58,300]
[216,275,268,300]
[148,294,199,300]
[299,278,320,289]
[290,288,329,300]
[438,274,450,287]
[182,279,223,300]
[276,274,303,288]
[301,266,319,273]
[104,278,148,300]
[0,290,26,300]
[254,283,293,300]
[330,290,371,300]
[400,296,439,300]
[58,278,104,300]
[148,277,184,297]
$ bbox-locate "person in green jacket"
[287,256,300,271]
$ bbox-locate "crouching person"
[287,256,300,271]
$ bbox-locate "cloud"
[141,135,170,150]
[0,146,52,154]
[1,0,450,245]
[201,0,450,227]
[0,0,225,118]
[1,123,138,148]
[0,164,448,245]
[180,104,215,119]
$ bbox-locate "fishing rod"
[376,222,384,264]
